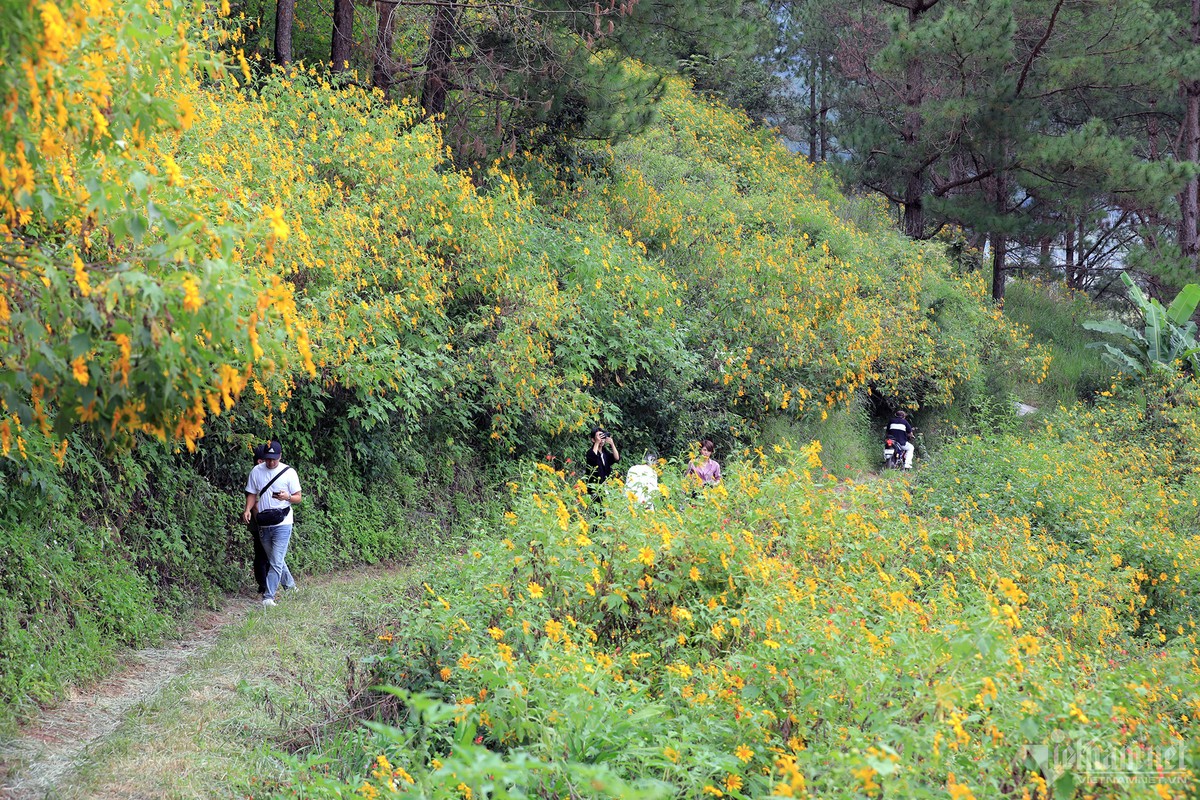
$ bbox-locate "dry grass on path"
[0,564,420,800]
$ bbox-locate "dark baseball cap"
[263,441,282,460]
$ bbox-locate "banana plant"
[1082,272,1200,376]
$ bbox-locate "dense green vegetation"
[765,0,1200,301]
[0,428,492,733]
[273,376,1200,799]
[0,0,1051,737]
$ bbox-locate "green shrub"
[758,399,877,477]
[1002,279,1110,405]
[0,508,166,735]
[0,417,507,733]
[917,373,1200,638]
[275,441,1200,799]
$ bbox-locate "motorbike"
[882,437,907,470]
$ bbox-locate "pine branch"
[930,167,999,197]
[1015,0,1064,98]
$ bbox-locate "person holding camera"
[242,440,301,607]
[585,427,620,484]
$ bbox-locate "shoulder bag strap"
[258,466,293,498]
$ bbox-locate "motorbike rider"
[885,410,915,470]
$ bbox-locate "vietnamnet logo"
[1017,730,1193,787]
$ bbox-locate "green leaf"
[1053,771,1077,800]
[1145,304,1167,363]
[69,332,91,358]
[128,213,148,243]
[1081,319,1144,343]
[37,188,56,215]
[455,719,478,747]
[1093,344,1146,376]
[1166,284,1200,327]
[129,171,151,193]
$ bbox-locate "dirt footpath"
[0,600,250,800]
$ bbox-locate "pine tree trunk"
[904,176,924,239]
[1064,221,1076,287]
[274,0,295,65]
[1180,0,1200,269]
[372,0,398,97]
[818,57,829,161]
[991,231,1006,302]
[808,62,818,163]
[1146,99,1162,243]
[330,0,354,73]
[991,166,1007,302]
[421,5,458,119]
[819,110,829,162]
[901,5,926,239]
[1180,63,1200,262]
[1075,217,1087,289]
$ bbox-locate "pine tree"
[1172,0,1200,268]
[774,1,842,161]
[273,0,295,64]
[330,0,353,73]
[816,0,1193,300]
[357,0,764,157]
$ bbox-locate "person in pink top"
[686,439,721,487]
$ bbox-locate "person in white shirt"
[885,410,916,469]
[626,454,659,507]
[242,440,302,607]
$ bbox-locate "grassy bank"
[3,565,429,799]
[0,432,501,736]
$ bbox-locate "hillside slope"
[1,9,1039,735]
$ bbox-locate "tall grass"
[758,400,878,477]
[1001,279,1110,407]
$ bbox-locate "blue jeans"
[259,524,296,600]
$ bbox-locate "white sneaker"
[262,598,276,607]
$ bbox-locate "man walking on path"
[242,440,302,607]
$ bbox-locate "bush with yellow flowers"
[919,369,1200,645]
[0,0,312,460]
[148,61,1046,468]
[513,77,1049,437]
[277,434,1198,799]
[4,34,1045,471]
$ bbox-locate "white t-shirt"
[246,463,301,527]
[626,464,658,504]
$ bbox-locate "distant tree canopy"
[747,0,1200,301]
[233,0,1200,298]
[239,0,767,159]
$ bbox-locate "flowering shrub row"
[1,0,310,459]
[279,428,1198,798]
[4,5,1045,470]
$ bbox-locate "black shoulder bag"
[255,466,294,527]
